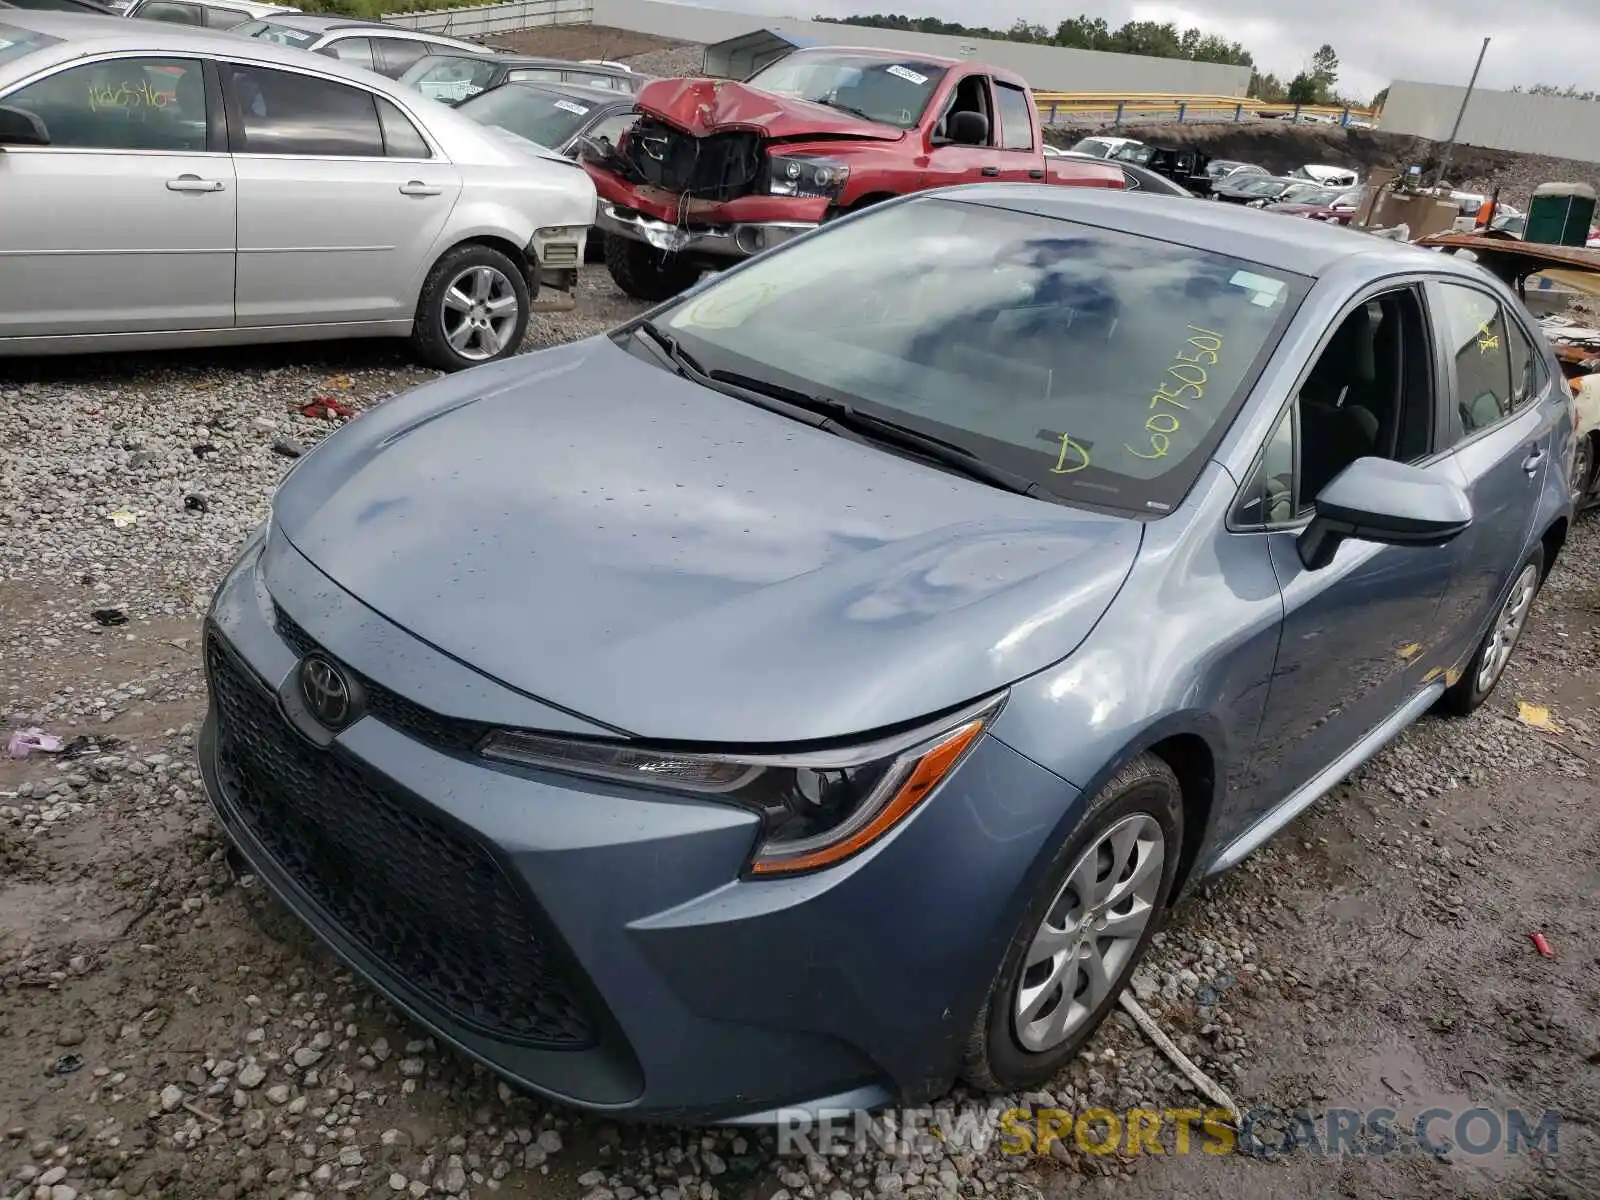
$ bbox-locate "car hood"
[634,76,905,142]
[271,338,1143,745]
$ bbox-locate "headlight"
[767,154,850,199]
[481,695,1003,876]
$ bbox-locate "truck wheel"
[411,244,530,372]
[605,237,701,301]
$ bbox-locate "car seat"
[1299,304,1382,501]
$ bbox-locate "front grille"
[273,606,488,755]
[621,116,763,201]
[207,635,597,1050]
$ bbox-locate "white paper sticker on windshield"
[1230,270,1286,308]
[553,99,591,115]
[886,64,929,85]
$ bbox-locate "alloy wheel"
[440,265,520,362]
[1476,563,1540,695]
[1013,813,1165,1053]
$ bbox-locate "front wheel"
[1439,549,1544,716]
[604,235,701,302]
[411,244,530,372]
[962,753,1182,1092]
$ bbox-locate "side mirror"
[1297,457,1472,570]
[0,105,48,148]
[947,110,988,146]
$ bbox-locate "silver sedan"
[0,11,597,369]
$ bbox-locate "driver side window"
[933,73,993,145]
[1235,285,1436,527]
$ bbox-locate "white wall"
[590,0,1252,96]
[1380,81,1600,164]
[384,0,592,36]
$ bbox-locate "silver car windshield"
[0,22,63,66]
[660,197,1309,514]
[456,85,596,148]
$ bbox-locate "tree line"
[813,12,1371,108]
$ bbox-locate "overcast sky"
[721,0,1592,100]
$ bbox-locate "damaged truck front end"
[581,76,887,299]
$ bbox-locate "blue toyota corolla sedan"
[200,186,1575,1124]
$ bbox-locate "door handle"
[1522,448,1546,474]
[399,181,444,196]
[166,175,224,193]
[1027,168,1045,179]
[980,166,1000,177]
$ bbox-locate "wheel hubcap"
[1012,813,1165,1053]
[1476,563,1540,694]
[441,265,519,362]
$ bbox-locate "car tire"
[1572,433,1596,509]
[961,753,1183,1093]
[605,236,701,302]
[1439,547,1545,717]
[411,244,531,373]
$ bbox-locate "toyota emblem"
[299,655,352,729]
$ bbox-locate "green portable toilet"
[1525,183,1596,246]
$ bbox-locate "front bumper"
[596,203,817,261]
[197,529,1082,1123]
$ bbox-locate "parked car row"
[0,10,597,368]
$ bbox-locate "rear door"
[1425,279,1560,667]
[0,53,235,337]
[222,59,461,326]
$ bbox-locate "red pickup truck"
[580,46,1125,300]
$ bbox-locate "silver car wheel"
[441,265,520,362]
[1572,436,1594,508]
[1013,813,1164,1053]
[1476,563,1540,694]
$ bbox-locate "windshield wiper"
[705,368,1048,499]
[813,98,878,122]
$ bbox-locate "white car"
[0,10,597,369]
[1292,164,1360,189]
[124,0,293,30]
[231,11,488,80]
[1067,135,1143,160]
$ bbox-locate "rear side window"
[506,68,561,83]
[228,64,384,157]
[136,1,204,22]
[205,7,251,28]
[1435,282,1514,440]
[1505,315,1542,410]
[376,96,429,158]
[994,82,1033,151]
[322,37,375,71]
[371,38,431,79]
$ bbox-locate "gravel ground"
[2,226,1598,1200]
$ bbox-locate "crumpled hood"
[634,76,905,142]
[271,338,1142,744]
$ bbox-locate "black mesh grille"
[273,606,488,754]
[207,634,597,1050]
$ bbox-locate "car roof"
[0,9,462,83]
[494,78,632,104]
[935,184,1449,280]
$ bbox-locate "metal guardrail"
[1032,92,1379,128]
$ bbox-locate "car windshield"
[655,197,1307,514]
[1277,182,1324,203]
[400,53,500,104]
[744,49,945,129]
[234,19,317,47]
[0,20,61,65]
[1236,178,1281,195]
[1070,138,1110,156]
[456,84,599,147]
